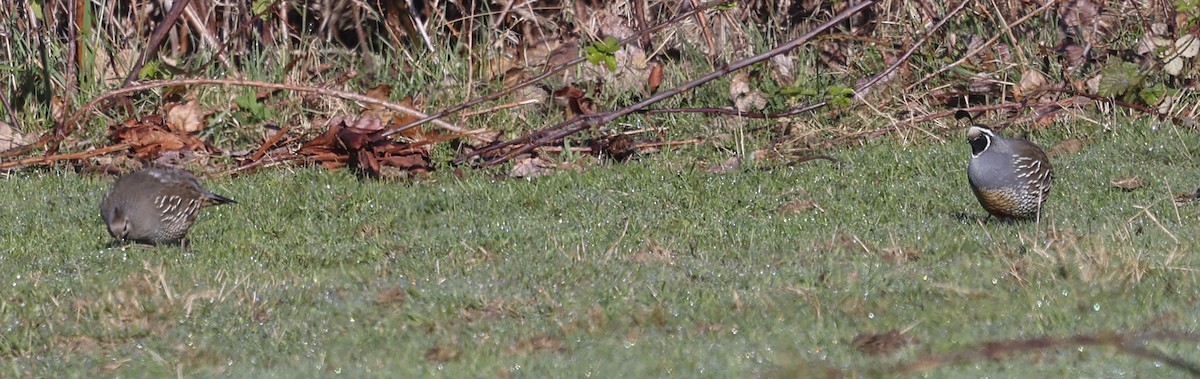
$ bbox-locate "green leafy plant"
[1097,60,1144,101]
[1139,82,1167,106]
[585,36,620,72]
[234,90,275,123]
[251,0,274,20]
[826,85,855,107]
[137,59,169,80]
[715,1,739,11]
[777,81,852,108]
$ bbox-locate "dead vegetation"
[1,0,1195,178]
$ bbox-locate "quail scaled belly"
[966,126,1053,220]
[100,167,235,245]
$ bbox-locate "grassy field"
[1,117,1197,377]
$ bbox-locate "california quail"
[100,167,235,245]
[966,126,1053,220]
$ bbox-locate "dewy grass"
[0,118,1197,377]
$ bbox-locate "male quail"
[966,126,1053,220]
[100,167,235,245]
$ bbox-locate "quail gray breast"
[100,167,235,244]
[966,126,1053,220]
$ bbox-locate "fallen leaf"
[1163,34,1199,76]
[109,116,212,160]
[1111,175,1144,190]
[771,54,795,85]
[1047,138,1084,157]
[510,156,558,178]
[297,115,433,178]
[1015,69,1046,100]
[646,62,663,94]
[1058,42,1087,71]
[587,134,638,161]
[851,330,919,356]
[776,199,818,214]
[165,101,207,133]
[365,84,393,104]
[504,335,566,356]
[728,72,766,112]
[375,286,407,307]
[630,241,674,264]
[0,121,28,150]
[425,346,460,362]
[707,156,742,174]
[50,95,67,121]
[553,85,594,119]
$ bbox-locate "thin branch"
[0,78,479,159]
[0,143,130,170]
[905,0,1057,92]
[377,0,737,138]
[462,1,877,166]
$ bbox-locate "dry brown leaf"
[1015,70,1046,100]
[297,115,433,178]
[553,86,594,119]
[587,134,637,161]
[425,346,460,362]
[630,241,674,264]
[109,116,212,160]
[504,336,566,356]
[510,156,558,178]
[729,72,768,113]
[1058,42,1087,72]
[708,156,742,174]
[852,330,919,356]
[375,286,407,307]
[50,95,67,121]
[1085,74,1103,94]
[1047,138,1084,157]
[0,121,28,150]
[646,61,663,95]
[93,48,138,85]
[165,101,207,133]
[352,114,385,132]
[1111,175,1144,191]
[1059,0,1102,29]
[777,199,819,214]
[771,54,796,85]
[365,84,393,105]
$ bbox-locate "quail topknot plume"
[100,167,235,245]
[966,126,1053,220]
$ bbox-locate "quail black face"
[100,167,235,245]
[966,126,1053,220]
[966,127,991,157]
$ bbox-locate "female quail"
[966,126,1053,220]
[100,167,235,244]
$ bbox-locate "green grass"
[0,119,1197,377]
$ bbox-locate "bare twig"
[0,143,130,170]
[645,0,969,121]
[462,1,877,166]
[250,124,291,162]
[377,0,737,138]
[905,0,1057,92]
[119,0,193,89]
[0,78,479,159]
